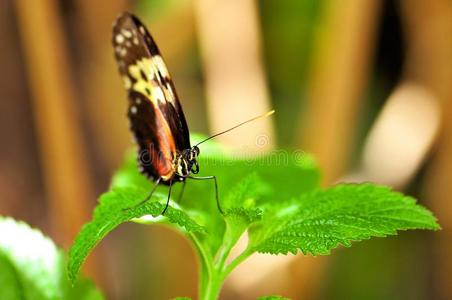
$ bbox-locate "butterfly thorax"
[173,146,200,179]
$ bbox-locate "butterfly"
[112,12,274,214]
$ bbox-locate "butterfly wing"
[112,12,190,181]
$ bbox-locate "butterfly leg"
[161,178,173,215]
[188,175,223,214]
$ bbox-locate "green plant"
[68,135,439,300]
[0,216,103,300]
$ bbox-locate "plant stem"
[192,218,254,299]
[204,267,225,300]
[190,233,213,278]
[189,233,213,299]
[203,243,229,299]
[222,247,253,277]
[203,247,254,300]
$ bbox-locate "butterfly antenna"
[195,110,275,147]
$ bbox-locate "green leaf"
[249,183,440,256]
[209,174,267,270]
[0,252,22,300]
[223,173,268,208]
[0,216,103,300]
[110,149,152,191]
[225,207,263,226]
[220,173,266,249]
[68,186,206,283]
[196,149,321,210]
[224,172,266,223]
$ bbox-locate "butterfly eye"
[193,146,200,156]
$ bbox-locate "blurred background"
[1,0,451,299]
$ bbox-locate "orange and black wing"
[112,12,190,181]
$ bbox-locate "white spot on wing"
[115,34,124,44]
[130,105,137,114]
[122,29,132,38]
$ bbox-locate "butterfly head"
[176,146,200,177]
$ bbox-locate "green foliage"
[248,184,439,256]
[0,216,102,300]
[68,134,439,300]
[0,253,22,300]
